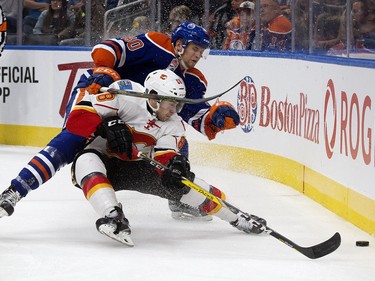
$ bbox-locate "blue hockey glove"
[204,101,240,140]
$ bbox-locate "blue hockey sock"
[11,130,86,197]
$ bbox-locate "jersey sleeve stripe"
[92,39,127,69]
[91,45,116,67]
[145,32,176,56]
[102,40,123,61]
[70,105,97,113]
[186,69,208,89]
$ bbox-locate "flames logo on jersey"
[132,129,157,148]
[0,5,7,57]
[237,76,257,133]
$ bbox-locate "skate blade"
[0,208,10,218]
[98,224,134,247]
[171,211,213,221]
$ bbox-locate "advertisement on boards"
[197,55,375,200]
[0,49,374,201]
[0,49,92,127]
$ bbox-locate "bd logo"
[237,76,257,133]
[0,5,6,57]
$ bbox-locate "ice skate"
[96,206,134,246]
[0,185,22,218]
[169,200,213,221]
[231,213,267,234]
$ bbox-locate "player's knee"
[72,149,107,187]
[48,129,86,164]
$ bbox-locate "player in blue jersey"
[0,22,240,220]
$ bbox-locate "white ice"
[0,145,374,281]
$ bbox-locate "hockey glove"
[204,101,240,140]
[86,67,121,94]
[161,154,195,193]
[96,116,133,158]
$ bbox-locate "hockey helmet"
[144,69,186,99]
[144,69,186,113]
[171,22,210,49]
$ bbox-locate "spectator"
[33,0,75,43]
[223,1,254,50]
[278,0,291,17]
[67,0,84,12]
[128,16,152,37]
[293,0,327,52]
[347,0,375,49]
[293,0,309,51]
[59,0,105,46]
[328,0,375,54]
[0,0,18,33]
[247,0,291,51]
[313,12,341,50]
[323,0,346,14]
[167,5,193,35]
[209,0,245,49]
[23,0,50,35]
[159,1,204,32]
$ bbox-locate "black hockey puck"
[356,241,369,247]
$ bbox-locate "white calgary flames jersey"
[84,90,186,158]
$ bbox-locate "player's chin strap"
[176,48,188,70]
[137,151,341,259]
[174,41,194,70]
[147,99,160,112]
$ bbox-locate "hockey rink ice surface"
[0,145,374,281]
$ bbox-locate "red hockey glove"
[204,101,240,140]
[86,67,121,94]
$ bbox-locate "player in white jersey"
[70,69,266,246]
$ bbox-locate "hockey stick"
[138,152,341,259]
[100,77,246,104]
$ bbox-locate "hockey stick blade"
[100,77,244,104]
[181,177,341,259]
[137,152,341,259]
[268,230,341,259]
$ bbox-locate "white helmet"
[144,69,186,99]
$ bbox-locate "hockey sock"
[82,172,119,218]
[179,177,238,222]
[10,130,86,197]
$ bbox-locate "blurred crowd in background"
[1,0,375,58]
